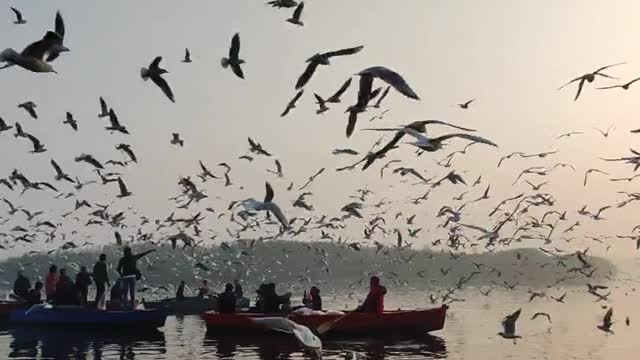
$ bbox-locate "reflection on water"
[5,326,166,359]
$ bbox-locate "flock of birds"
[2,2,640,355]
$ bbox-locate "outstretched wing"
[431,133,497,147]
[151,75,175,102]
[324,45,364,58]
[357,66,420,100]
[55,11,65,38]
[295,62,319,89]
[230,33,241,59]
[149,56,162,70]
[264,181,275,203]
[327,78,352,102]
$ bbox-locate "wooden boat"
[142,296,218,315]
[8,304,168,329]
[203,305,447,337]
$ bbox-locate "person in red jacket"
[357,276,387,314]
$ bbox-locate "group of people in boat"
[12,244,388,315]
[11,247,155,309]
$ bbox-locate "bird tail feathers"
[221,57,230,68]
[140,67,150,80]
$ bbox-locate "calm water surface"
[1,288,639,359]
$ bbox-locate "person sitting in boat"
[217,283,237,313]
[44,264,58,302]
[117,246,155,309]
[26,281,43,306]
[356,276,387,314]
[75,266,93,305]
[309,286,322,311]
[176,281,186,301]
[12,270,31,301]
[198,279,210,297]
[54,268,77,305]
[257,283,290,313]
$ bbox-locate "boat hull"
[143,296,218,315]
[8,305,167,329]
[0,301,25,318]
[203,306,447,337]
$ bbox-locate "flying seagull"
[98,97,109,118]
[0,117,13,133]
[457,99,475,109]
[0,29,67,73]
[140,56,175,102]
[314,93,329,114]
[326,78,352,103]
[597,307,613,334]
[597,76,640,90]
[63,112,78,131]
[241,182,289,228]
[281,89,304,117]
[25,134,46,153]
[171,133,184,147]
[221,33,245,79]
[558,63,625,101]
[295,45,364,89]
[46,12,68,62]
[18,102,37,119]
[182,48,192,63]
[51,159,73,183]
[117,178,132,198]
[10,7,26,24]
[287,2,304,26]
[498,308,522,340]
[105,109,129,134]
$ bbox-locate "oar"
[316,309,359,335]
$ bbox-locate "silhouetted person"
[176,281,186,301]
[92,254,110,307]
[13,270,30,300]
[26,281,43,306]
[217,283,237,313]
[117,246,155,309]
[44,265,58,302]
[75,266,93,305]
[198,279,210,297]
[309,286,322,311]
[54,268,76,305]
[356,276,387,314]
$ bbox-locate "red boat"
[203,305,447,337]
[0,301,25,318]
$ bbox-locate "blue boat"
[8,304,167,330]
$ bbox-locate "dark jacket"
[75,272,93,291]
[92,261,109,284]
[13,275,31,299]
[26,288,42,306]
[54,275,77,305]
[117,250,153,277]
[217,291,237,313]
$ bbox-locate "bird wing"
[357,66,420,100]
[430,133,497,147]
[99,97,108,113]
[295,62,319,89]
[266,202,289,228]
[10,7,22,21]
[574,78,586,101]
[346,111,358,138]
[414,120,476,132]
[595,62,625,74]
[118,178,128,194]
[229,33,241,59]
[149,56,162,70]
[275,159,282,173]
[362,131,405,170]
[313,93,325,104]
[603,308,613,326]
[184,48,190,60]
[26,134,42,149]
[108,109,120,127]
[557,76,583,90]
[231,63,244,79]
[264,182,275,203]
[21,32,63,60]
[292,1,304,20]
[248,137,257,149]
[327,78,352,102]
[51,159,62,175]
[324,45,364,58]
[151,75,175,102]
[374,86,391,107]
[55,11,65,38]
[459,223,489,234]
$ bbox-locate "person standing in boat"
[217,283,237,313]
[356,276,387,314]
[54,268,77,305]
[116,246,155,309]
[44,265,58,302]
[12,270,31,301]
[75,266,93,305]
[92,254,110,308]
[309,286,322,311]
[233,279,243,299]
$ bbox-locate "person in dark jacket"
[117,247,155,309]
[309,286,322,311]
[54,268,76,305]
[217,283,237,313]
[356,276,387,314]
[75,266,93,305]
[13,271,31,300]
[92,254,110,306]
[26,281,43,306]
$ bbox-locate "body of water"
[1,286,638,359]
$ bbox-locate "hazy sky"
[2,0,640,258]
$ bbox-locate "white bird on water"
[250,317,321,350]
